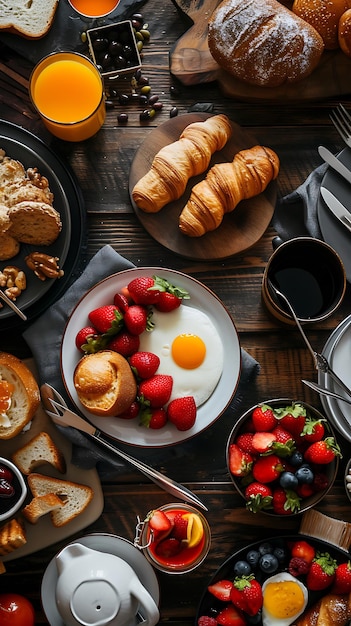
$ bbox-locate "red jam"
[0,380,14,413]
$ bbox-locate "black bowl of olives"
[0,457,27,523]
[87,20,141,79]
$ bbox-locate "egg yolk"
[263,580,305,618]
[171,334,206,369]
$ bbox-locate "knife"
[318,145,351,185]
[320,187,351,233]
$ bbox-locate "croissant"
[131,114,232,213]
[292,592,351,625]
[178,145,280,237]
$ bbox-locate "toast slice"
[27,473,94,527]
[0,518,26,555]
[0,0,59,39]
[12,431,66,475]
[22,493,64,524]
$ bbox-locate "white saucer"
[318,314,351,442]
[41,533,160,626]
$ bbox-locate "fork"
[330,103,351,148]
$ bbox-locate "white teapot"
[55,543,160,626]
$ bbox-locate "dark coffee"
[272,266,334,319]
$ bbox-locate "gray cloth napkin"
[272,163,328,241]
[23,245,260,477]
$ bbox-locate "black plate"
[196,534,351,624]
[317,147,351,282]
[0,120,85,329]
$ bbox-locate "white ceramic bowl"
[0,456,27,522]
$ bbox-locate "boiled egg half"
[262,572,308,626]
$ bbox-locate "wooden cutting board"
[170,0,351,101]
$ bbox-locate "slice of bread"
[27,473,94,528]
[12,431,66,475]
[0,232,20,260]
[22,493,64,524]
[8,201,62,246]
[0,352,40,440]
[0,518,26,555]
[0,0,59,39]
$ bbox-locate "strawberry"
[272,425,294,445]
[306,552,337,590]
[252,454,283,483]
[140,407,167,429]
[252,405,277,431]
[312,472,329,493]
[228,444,253,477]
[139,374,173,408]
[304,437,341,464]
[156,537,182,557]
[272,487,301,514]
[251,431,276,453]
[302,417,325,443]
[296,483,314,498]
[198,617,217,626]
[277,404,306,438]
[332,561,351,594]
[75,326,100,351]
[230,574,263,616]
[118,401,140,420]
[123,304,149,335]
[244,482,273,513]
[235,432,255,455]
[108,331,140,357]
[290,539,316,564]
[167,396,197,431]
[208,579,234,602]
[155,291,182,312]
[129,351,160,379]
[113,291,130,312]
[172,513,189,542]
[216,604,246,626]
[147,508,172,537]
[127,276,161,305]
[88,304,123,334]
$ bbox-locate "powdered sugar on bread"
[208,0,324,86]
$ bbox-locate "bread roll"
[339,8,351,55]
[8,201,62,246]
[292,592,351,625]
[74,350,137,416]
[293,0,351,49]
[132,114,232,213]
[0,352,40,439]
[208,0,325,87]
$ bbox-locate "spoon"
[0,289,27,321]
[302,379,351,406]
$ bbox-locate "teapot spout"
[56,543,92,576]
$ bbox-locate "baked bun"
[339,8,351,55]
[293,0,350,49]
[208,0,325,87]
[8,201,62,246]
[0,352,40,439]
[74,350,137,416]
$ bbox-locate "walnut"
[25,252,64,281]
[0,265,27,304]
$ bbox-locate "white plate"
[318,314,351,442]
[61,267,241,448]
[318,147,351,282]
[41,533,160,626]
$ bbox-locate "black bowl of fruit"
[0,457,27,522]
[226,398,340,516]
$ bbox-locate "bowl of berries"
[0,457,27,523]
[226,398,340,516]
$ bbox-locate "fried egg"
[138,306,223,406]
[262,572,308,626]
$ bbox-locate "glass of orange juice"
[68,0,120,19]
[29,52,105,142]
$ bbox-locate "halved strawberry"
[228,444,253,477]
[216,605,246,626]
[251,431,276,453]
[147,509,172,540]
[208,579,234,602]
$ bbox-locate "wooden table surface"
[1,1,351,624]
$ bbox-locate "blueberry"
[258,542,273,555]
[279,471,298,490]
[233,560,252,576]
[273,546,287,564]
[246,550,260,567]
[295,465,314,484]
[259,553,279,574]
[289,450,304,467]
[246,610,262,624]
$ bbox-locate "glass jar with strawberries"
[134,503,211,574]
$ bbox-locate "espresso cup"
[262,237,346,324]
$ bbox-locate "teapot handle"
[130,579,159,626]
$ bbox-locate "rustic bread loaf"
[12,431,66,475]
[74,350,137,416]
[208,0,325,87]
[0,352,40,439]
[8,201,62,246]
[292,0,351,49]
[27,473,94,527]
[0,0,59,39]
[339,8,351,55]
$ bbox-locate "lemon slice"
[183,513,204,548]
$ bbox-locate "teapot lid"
[70,580,119,626]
